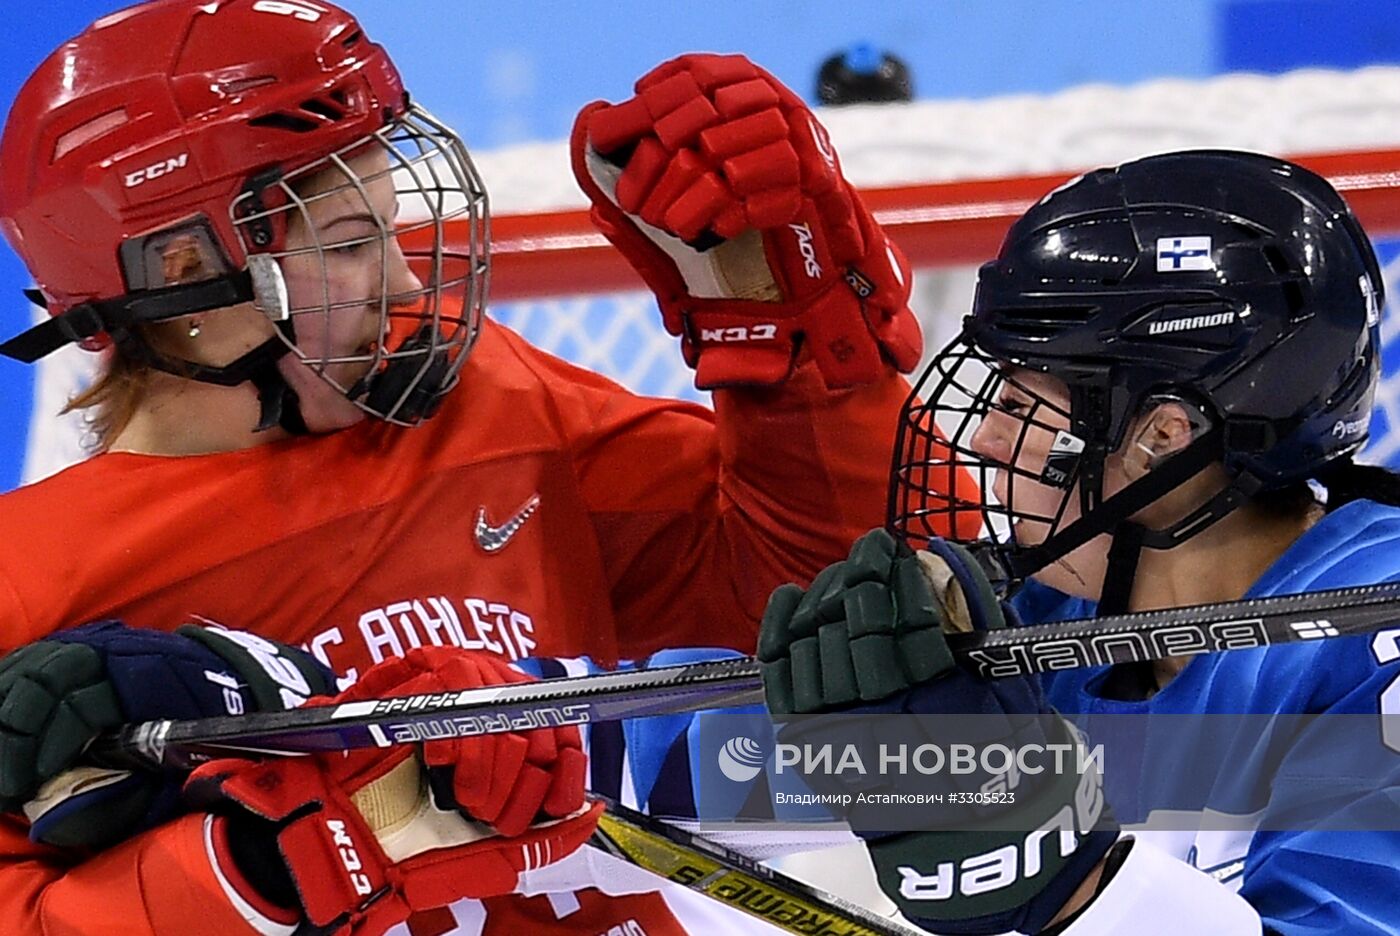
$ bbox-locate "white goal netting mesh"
[19,65,1400,481]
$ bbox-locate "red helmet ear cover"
[0,0,407,319]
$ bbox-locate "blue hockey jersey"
[519,501,1400,935]
[1012,499,1400,936]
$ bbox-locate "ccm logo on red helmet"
[326,819,375,896]
[700,324,778,343]
[790,223,822,278]
[124,154,189,189]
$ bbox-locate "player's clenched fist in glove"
[187,647,600,935]
[0,621,336,849]
[758,530,1119,935]
[572,53,921,389]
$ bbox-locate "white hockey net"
[20,66,1400,480]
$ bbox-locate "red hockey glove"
[186,647,599,935]
[572,52,921,390]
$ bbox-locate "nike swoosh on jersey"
[474,494,541,553]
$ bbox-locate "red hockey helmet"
[0,0,489,427]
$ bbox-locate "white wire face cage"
[231,104,490,426]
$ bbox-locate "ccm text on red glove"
[186,647,601,935]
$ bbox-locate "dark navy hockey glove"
[758,529,1117,935]
[0,620,335,849]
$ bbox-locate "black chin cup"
[351,324,452,423]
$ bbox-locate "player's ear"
[120,220,233,292]
[160,234,219,286]
[1124,400,1206,477]
[125,225,248,357]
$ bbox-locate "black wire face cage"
[889,333,1087,577]
[231,105,489,426]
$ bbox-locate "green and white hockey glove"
[758,529,1119,934]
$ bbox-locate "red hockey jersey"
[0,319,976,934]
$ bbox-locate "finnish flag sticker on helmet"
[1157,236,1214,272]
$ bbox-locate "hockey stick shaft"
[93,581,1400,769]
[591,798,926,936]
